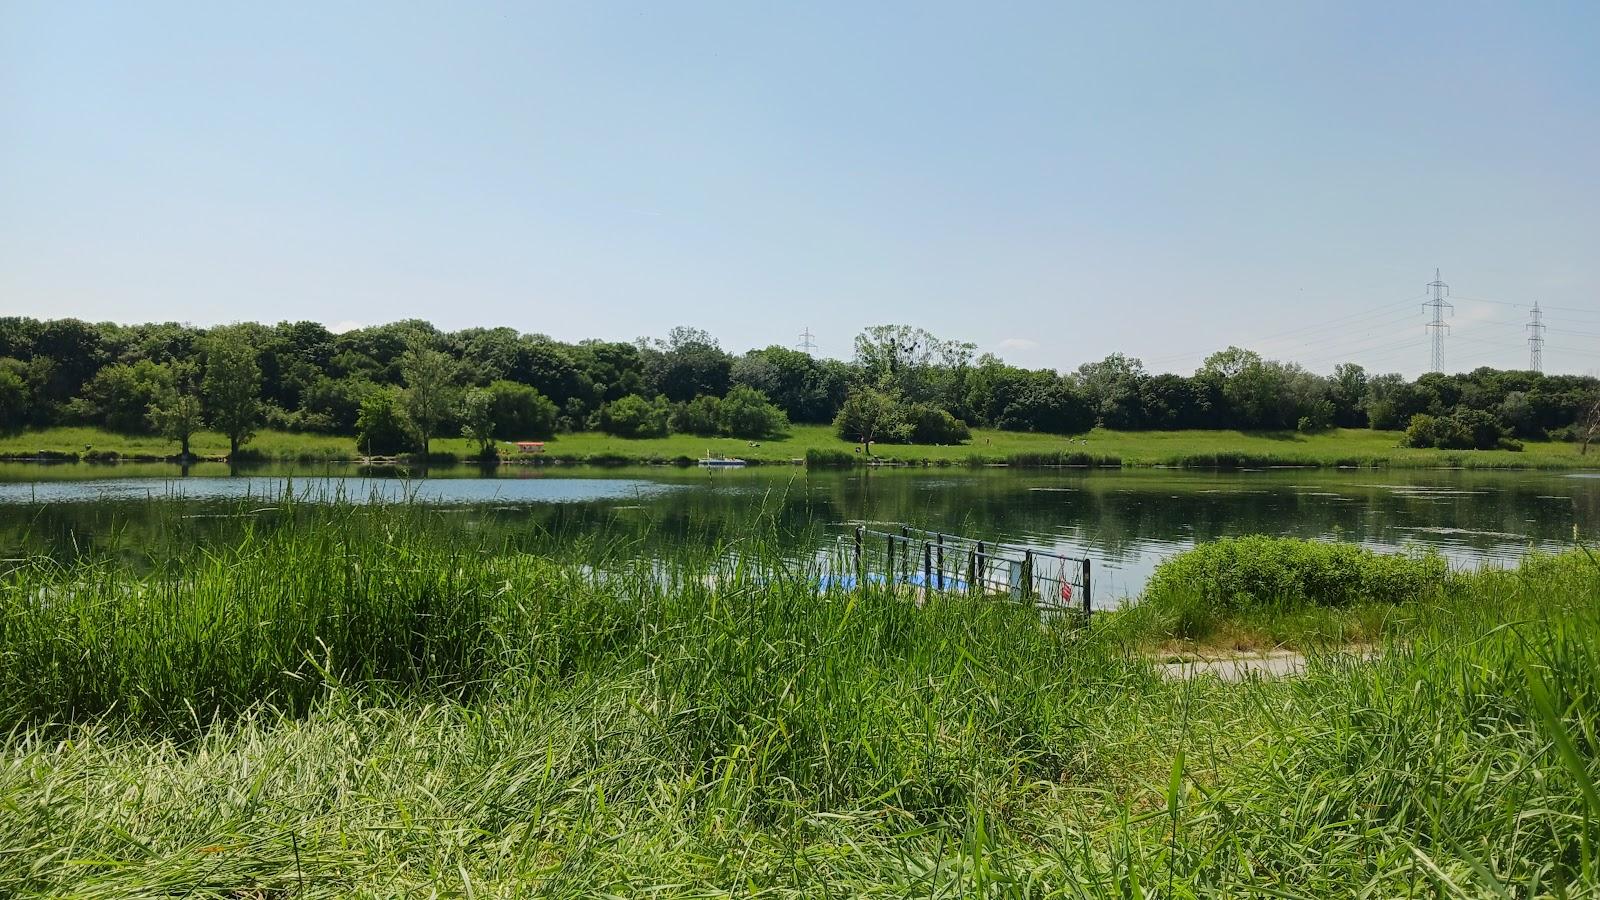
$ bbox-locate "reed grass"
[1,500,1597,895]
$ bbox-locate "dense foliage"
[1142,536,1448,635]
[1404,409,1520,451]
[1,316,1596,454]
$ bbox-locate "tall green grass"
[1135,535,1448,641]
[1,503,1597,895]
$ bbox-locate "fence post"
[900,526,911,584]
[923,542,932,593]
[972,541,984,593]
[1022,550,1033,603]
[886,531,895,584]
[854,526,863,580]
[1082,558,1092,614]
[936,533,944,590]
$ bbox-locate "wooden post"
[1022,550,1033,603]
[923,542,932,592]
[886,532,895,583]
[1082,558,1093,614]
[936,533,944,590]
[854,526,863,579]
[973,541,985,593]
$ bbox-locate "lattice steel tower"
[1423,268,1453,372]
[1527,302,1545,373]
[797,327,818,354]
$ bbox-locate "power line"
[1296,334,1425,369]
[1527,302,1545,373]
[1283,316,1427,365]
[1453,294,1600,317]
[1140,292,1426,367]
[1423,268,1453,372]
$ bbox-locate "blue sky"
[2,2,1597,376]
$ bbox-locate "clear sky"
[3,2,1597,377]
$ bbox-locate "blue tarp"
[816,572,972,592]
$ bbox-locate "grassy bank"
[3,423,1598,469]
[1,502,1597,895]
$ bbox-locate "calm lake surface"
[2,461,1595,606]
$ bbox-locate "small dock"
[826,524,1093,612]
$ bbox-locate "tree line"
[1,317,1596,456]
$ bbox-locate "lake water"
[2,461,1595,607]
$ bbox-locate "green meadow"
[3,423,1596,468]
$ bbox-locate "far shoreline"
[4,424,1599,472]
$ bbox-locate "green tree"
[0,362,29,435]
[1330,363,1369,427]
[460,388,497,458]
[598,394,670,438]
[833,387,907,452]
[572,340,645,403]
[355,387,416,456]
[853,325,974,407]
[202,327,263,457]
[400,345,459,455]
[996,380,1095,435]
[1075,354,1147,429]
[1498,391,1542,439]
[670,395,722,436]
[149,394,203,457]
[74,360,176,433]
[732,346,846,423]
[297,376,370,433]
[640,326,732,403]
[718,385,789,439]
[484,380,558,440]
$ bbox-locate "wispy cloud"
[997,338,1040,352]
[327,320,363,334]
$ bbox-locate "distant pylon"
[1527,302,1545,373]
[797,327,818,354]
[1423,268,1453,372]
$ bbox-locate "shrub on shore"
[805,447,856,468]
[1142,535,1445,625]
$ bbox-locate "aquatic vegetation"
[1144,535,1446,609]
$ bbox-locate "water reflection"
[0,462,1594,605]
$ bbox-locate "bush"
[719,385,788,439]
[1404,410,1510,451]
[355,387,417,456]
[670,395,722,436]
[903,403,970,444]
[1003,451,1120,467]
[599,394,670,438]
[805,448,857,468]
[1143,536,1446,623]
[485,381,558,441]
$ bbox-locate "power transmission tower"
[1423,268,1453,372]
[1526,302,1545,373]
[797,327,818,354]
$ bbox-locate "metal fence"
[832,524,1092,613]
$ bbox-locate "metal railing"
[833,524,1092,613]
